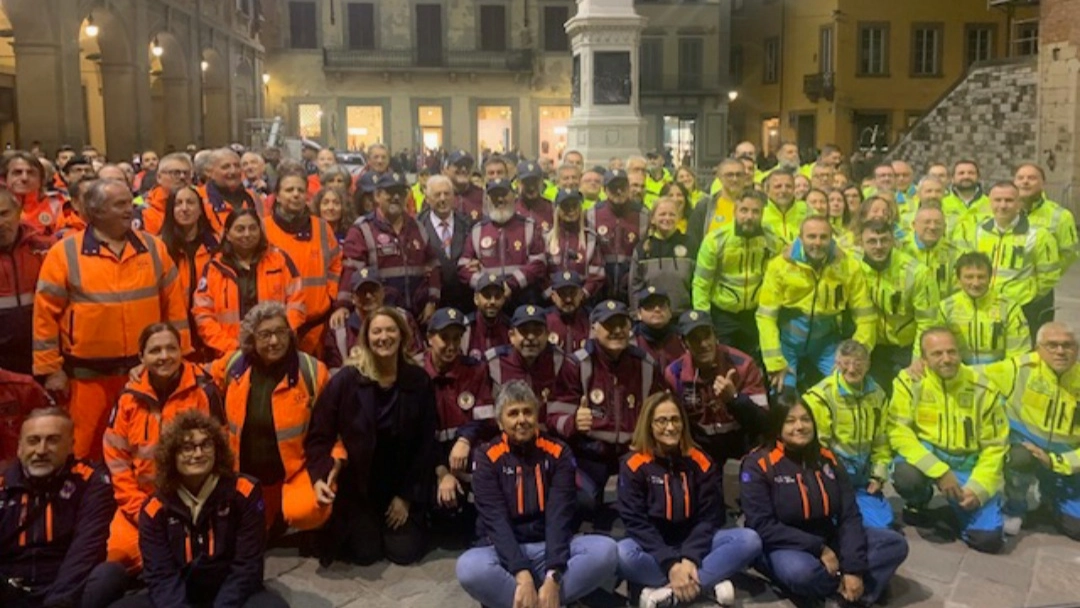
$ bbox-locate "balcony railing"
[323,48,535,73]
[803,72,835,103]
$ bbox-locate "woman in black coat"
[305,305,438,566]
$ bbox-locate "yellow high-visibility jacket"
[952,216,1060,306]
[692,224,783,313]
[804,371,891,482]
[930,290,1030,364]
[860,250,940,348]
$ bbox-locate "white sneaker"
[639,586,676,608]
[712,580,736,606]
[1003,515,1023,536]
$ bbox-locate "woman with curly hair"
[111,409,287,607]
[305,305,438,566]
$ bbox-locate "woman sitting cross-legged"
[616,391,762,608]
[741,392,909,606]
[111,410,288,608]
[456,381,618,608]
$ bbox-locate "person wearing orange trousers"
[103,323,223,571]
[264,171,341,357]
[33,179,191,461]
[209,301,341,531]
[192,208,306,360]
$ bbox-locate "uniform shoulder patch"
[819,447,838,465]
[144,497,163,519]
[72,461,95,481]
[236,476,256,498]
[485,441,509,463]
[688,448,712,473]
[535,437,563,459]
[627,452,654,473]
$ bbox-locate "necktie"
[439,220,452,256]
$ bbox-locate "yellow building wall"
[732,0,1036,154]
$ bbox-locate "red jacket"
[546,223,606,298]
[0,223,52,374]
[18,191,65,237]
[515,196,554,234]
[458,214,546,295]
[454,184,486,224]
[545,308,590,354]
[341,211,439,317]
[423,352,496,445]
[0,369,51,467]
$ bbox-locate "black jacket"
[473,433,576,574]
[616,448,722,573]
[418,208,474,314]
[741,441,868,574]
[0,457,115,606]
[139,474,266,608]
[305,364,437,506]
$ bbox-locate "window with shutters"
[678,37,703,90]
[911,23,943,77]
[857,22,889,76]
[640,38,663,91]
[965,24,996,67]
[288,1,317,49]
[480,5,508,52]
[543,6,570,52]
[346,3,375,51]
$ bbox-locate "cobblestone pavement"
[265,265,1080,608]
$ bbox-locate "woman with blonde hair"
[305,305,437,566]
[675,165,706,209]
[545,188,606,299]
[629,196,696,315]
[616,392,762,607]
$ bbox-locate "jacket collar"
[230,348,302,390]
[82,227,148,256]
[788,236,836,266]
[271,207,313,240]
[835,370,879,398]
[124,362,203,409]
[980,214,1029,235]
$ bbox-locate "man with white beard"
[458,178,547,309]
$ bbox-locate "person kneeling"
[456,381,618,608]
[742,393,908,606]
[617,392,762,607]
[111,410,287,608]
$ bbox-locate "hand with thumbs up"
[575,396,594,432]
[713,369,738,402]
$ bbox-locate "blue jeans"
[456,535,618,608]
[779,313,840,390]
[758,527,908,605]
[617,528,762,589]
[1004,440,1080,539]
[836,454,894,529]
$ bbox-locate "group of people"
[0,134,1077,608]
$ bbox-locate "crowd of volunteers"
[1,136,1078,608]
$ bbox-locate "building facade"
[728,0,1038,159]
[263,0,732,167]
[0,0,266,160]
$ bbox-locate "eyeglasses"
[255,328,291,341]
[160,169,192,178]
[652,416,683,429]
[180,440,215,456]
[721,172,746,179]
[1040,341,1078,352]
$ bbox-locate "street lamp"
[151,36,163,58]
[84,14,99,38]
[201,60,209,72]
[262,73,271,86]
[727,90,739,103]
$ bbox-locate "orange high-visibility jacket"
[192,248,306,358]
[102,361,223,521]
[197,183,262,236]
[210,349,329,482]
[139,186,169,235]
[264,212,342,354]
[33,229,191,376]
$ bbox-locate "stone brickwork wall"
[888,58,1038,185]
[1039,0,1080,213]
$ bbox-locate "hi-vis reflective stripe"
[36,280,67,299]
[302,277,329,288]
[70,285,161,304]
[276,424,307,442]
[0,292,34,309]
[380,266,428,279]
[63,235,164,303]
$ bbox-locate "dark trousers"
[320,494,428,566]
[0,562,128,608]
[870,344,912,397]
[109,588,289,608]
[711,307,761,361]
[1023,290,1055,344]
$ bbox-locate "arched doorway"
[79,15,106,154]
[202,48,229,146]
[148,31,190,152]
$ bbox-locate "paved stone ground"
[265,266,1080,608]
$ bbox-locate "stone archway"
[148,30,190,152]
[84,5,142,160]
[202,48,230,147]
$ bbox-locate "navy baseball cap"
[447,149,475,168]
[475,272,506,292]
[485,178,513,194]
[590,300,631,324]
[349,267,381,292]
[511,304,547,327]
[429,307,468,332]
[635,286,670,306]
[603,169,629,187]
[551,270,583,290]
[678,310,714,337]
[517,161,543,181]
[357,172,379,193]
[555,188,584,207]
[375,172,408,191]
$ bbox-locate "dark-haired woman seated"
[617,392,761,607]
[741,394,908,606]
[111,410,287,608]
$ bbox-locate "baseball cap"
[603,169,629,187]
[590,300,631,324]
[357,172,379,193]
[555,188,583,207]
[428,307,468,332]
[511,304,547,327]
[635,286,670,306]
[677,310,713,337]
[517,161,543,181]
[485,178,513,194]
[375,172,408,190]
[551,270,583,290]
[447,149,475,168]
[475,272,506,292]
[349,267,381,292]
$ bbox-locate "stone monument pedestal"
[564,0,646,167]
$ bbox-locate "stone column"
[162,76,193,150]
[564,0,646,166]
[12,40,88,151]
[1038,0,1080,211]
[100,62,145,160]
